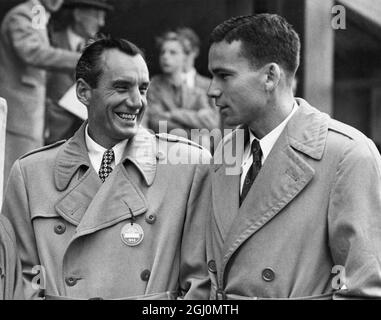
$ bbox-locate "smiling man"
[206,14,381,300]
[2,37,211,300]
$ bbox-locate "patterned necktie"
[240,139,263,206]
[98,149,114,182]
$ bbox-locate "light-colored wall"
[0,97,6,207]
[304,0,334,115]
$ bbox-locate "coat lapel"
[72,127,155,237]
[54,125,157,231]
[74,163,149,237]
[218,99,330,278]
[211,127,247,240]
[54,123,102,225]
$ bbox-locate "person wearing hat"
[45,0,113,145]
[0,0,81,185]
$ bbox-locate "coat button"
[140,269,151,281]
[54,223,66,235]
[156,151,166,160]
[262,268,275,282]
[216,288,226,300]
[207,260,217,273]
[145,214,156,224]
[65,277,78,287]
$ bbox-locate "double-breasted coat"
[0,0,79,183]
[2,124,211,300]
[207,98,381,300]
[0,215,24,300]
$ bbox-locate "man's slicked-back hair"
[76,35,146,88]
[210,14,301,75]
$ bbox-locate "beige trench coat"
[2,124,211,300]
[207,98,381,300]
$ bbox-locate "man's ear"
[264,63,281,92]
[76,78,92,106]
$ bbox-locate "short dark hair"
[210,14,301,75]
[76,36,145,88]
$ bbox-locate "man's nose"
[207,79,221,98]
[126,90,143,107]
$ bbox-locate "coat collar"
[215,98,329,168]
[286,98,329,160]
[54,123,157,191]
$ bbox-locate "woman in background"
[144,31,219,148]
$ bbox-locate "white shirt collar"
[85,124,128,173]
[244,101,299,165]
[67,27,86,52]
[182,68,197,88]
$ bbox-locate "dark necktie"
[240,139,263,206]
[98,149,114,182]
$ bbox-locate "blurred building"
[1,0,380,147]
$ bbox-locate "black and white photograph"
[0,0,381,311]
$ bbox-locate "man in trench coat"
[0,215,24,300]
[206,14,381,299]
[0,0,80,184]
[2,37,211,300]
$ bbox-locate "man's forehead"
[208,40,247,70]
[101,49,149,78]
[209,40,243,59]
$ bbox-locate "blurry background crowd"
[1,0,381,199]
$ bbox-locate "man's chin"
[116,127,138,141]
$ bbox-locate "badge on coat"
[121,223,144,246]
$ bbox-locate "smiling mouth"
[116,112,138,121]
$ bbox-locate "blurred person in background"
[145,31,219,150]
[0,0,80,184]
[176,27,213,105]
[45,0,113,145]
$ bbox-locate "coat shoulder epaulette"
[328,118,364,141]
[155,133,204,150]
[20,140,66,160]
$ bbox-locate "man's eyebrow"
[209,67,233,74]
[112,79,150,87]
[112,79,134,86]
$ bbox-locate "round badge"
[121,223,144,246]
